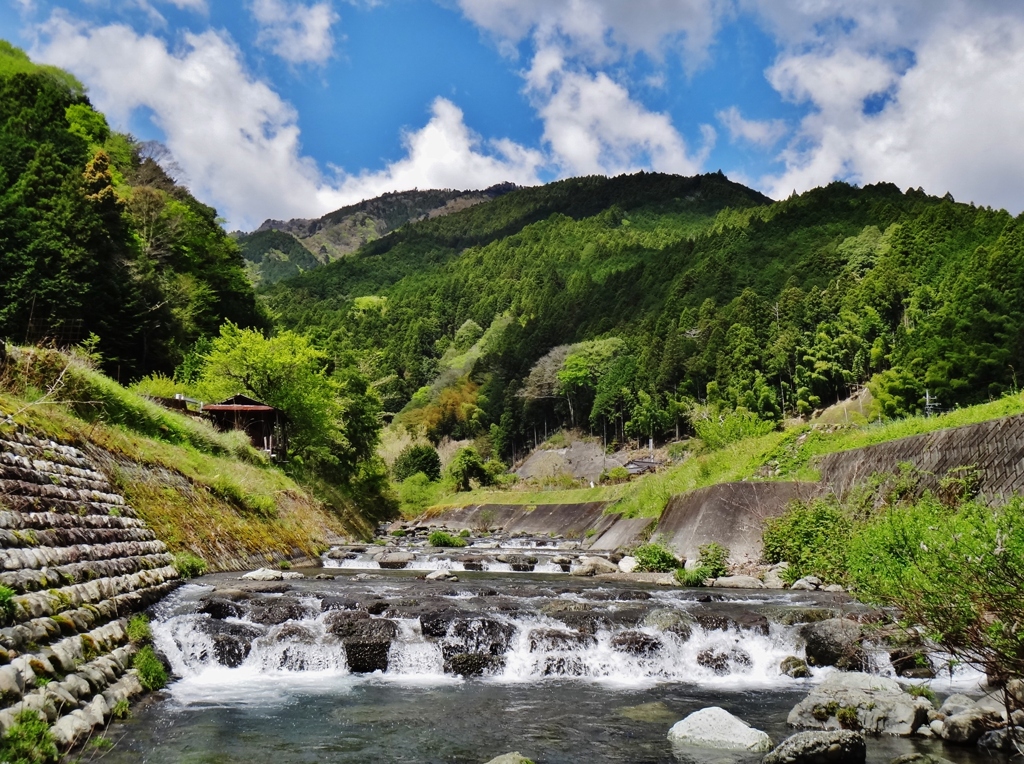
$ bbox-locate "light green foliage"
[676,542,729,586]
[428,530,467,548]
[172,552,207,579]
[396,472,443,516]
[848,495,1024,681]
[112,699,131,720]
[763,497,854,584]
[868,369,924,420]
[0,709,59,764]
[0,584,15,622]
[132,645,168,691]
[691,406,776,450]
[632,542,679,572]
[906,684,936,703]
[600,466,631,484]
[197,323,381,482]
[393,443,442,482]
[446,446,491,492]
[126,614,152,645]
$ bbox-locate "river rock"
[977,727,1021,752]
[202,620,265,667]
[889,754,958,764]
[527,628,596,652]
[781,656,811,678]
[339,619,398,673]
[787,672,932,735]
[790,577,821,591]
[610,630,662,657]
[249,598,312,625]
[444,652,504,677]
[241,567,283,581]
[938,709,1002,744]
[425,569,458,582]
[483,753,533,764]
[570,556,619,576]
[618,556,638,573]
[763,564,789,589]
[800,618,864,670]
[642,608,694,640]
[713,575,765,589]
[668,707,772,752]
[281,571,305,580]
[697,648,752,675]
[199,598,247,620]
[763,730,866,764]
[378,552,415,569]
[938,694,977,717]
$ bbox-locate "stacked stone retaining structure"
[0,431,180,749]
[817,413,1024,500]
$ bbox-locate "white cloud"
[716,106,786,147]
[34,15,544,229]
[527,49,707,176]
[457,0,727,73]
[250,0,338,66]
[754,2,1024,213]
[162,0,208,10]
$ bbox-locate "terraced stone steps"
[0,430,180,749]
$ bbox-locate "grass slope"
[435,392,1024,518]
[0,346,362,568]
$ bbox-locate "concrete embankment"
[0,431,179,749]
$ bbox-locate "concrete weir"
[0,431,180,749]
[419,502,654,549]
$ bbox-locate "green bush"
[428,530,467,548]
[763,498,853,583]
[0,584,16,622]
[126,614,151,645]
[691,407,776,450]
[632,543,679,572]
[172,552,208,579]
[0,709,58,764]
[393,444,442,482]
[133,645,168,691]
[600,466,631,484]
[446,446,490,492]
[674,542,730,587]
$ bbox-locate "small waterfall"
[150,584,834,697]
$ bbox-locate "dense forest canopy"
[0,41,266,379]
[265,171,1024,461]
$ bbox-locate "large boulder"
[483,753,533,764]
[763,730,866,764]
[800,619,865,670]
[787,672,932,736]
[667,706,773,752]
[378,552,415,569]
[570,556,619,576]
[200,620,265,668]
[938,709,1002,745]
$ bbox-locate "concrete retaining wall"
[818,413,1024,499]
[0,431,179,750]
[653,482,819,564]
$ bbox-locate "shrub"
[133,645,168,691]
[446,446,489,492]
[428,530,467,548]
[691,407,775,450]
[674,542,730,587]
[762,498,853,583]
[599,466,631,484]
[112,698,131,720]
[906,684,936,703]
[126,614,152,645]
[458,529,470,538]
[0,584,16,622]
[632,543,679,572]
[835,705,861,730]
[393,444,442,482]
[173,552,207,579]
[0,709,59,764]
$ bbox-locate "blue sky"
[3,1,1024,229]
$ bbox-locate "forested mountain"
[265,171,1024,460]
[0,41,265,379]
[236,184,517,286]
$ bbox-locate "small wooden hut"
[203,394,288,460]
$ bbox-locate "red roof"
[204,404,276,412]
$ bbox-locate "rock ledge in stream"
[788,672,932,736]
[764,731,866,764]
[667,707,773,752]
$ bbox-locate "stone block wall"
[817,413,1024,499]
[0,431,179,749]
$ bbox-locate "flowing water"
[95,549,1001,764]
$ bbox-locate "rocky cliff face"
[0,430,179,749]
